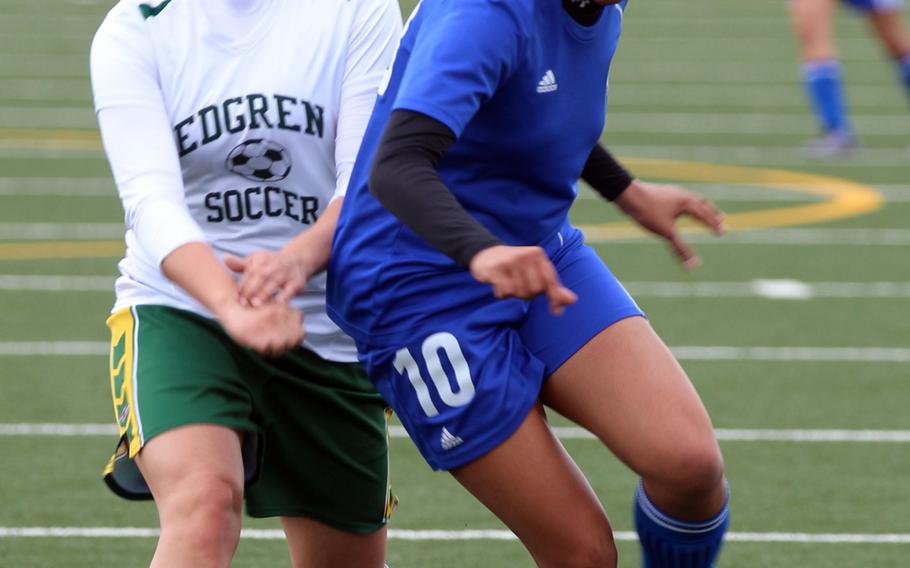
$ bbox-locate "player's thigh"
[790,0,839,59]
[104,305,259,500]
[136,424,246,517]
[451,404,615,568]
[281,517,386,568]
[540,317,722,490]
[520,240,719,486]
[245,348,393,534]
[867,5,910,56]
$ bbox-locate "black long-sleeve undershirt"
[368,110,634,267]
[368,110,503,267]
[582,143,634,201]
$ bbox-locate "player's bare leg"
[281,517,387,568]
[790,0,839,61]
[540,316,727,567]
[790,0,859,157]
[136,424,245,568]
[541,316,725,520]
[870,8,910,112]
[868,9,910,57]
[450,404,617,568]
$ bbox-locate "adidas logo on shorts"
[440,427,464,450]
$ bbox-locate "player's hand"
[469,245,577,315]
[614,180,726,270]
[224,251,309,307]
[216,300,305,357]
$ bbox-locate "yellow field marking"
[0,128,101,151]
[0,130,886,259]
[0,241,122,260]
[579,158,884,240]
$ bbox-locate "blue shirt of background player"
[329,0,627,339]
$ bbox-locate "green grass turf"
[2,354,908,436]
[0,195,122,223]
[1,0,909,566]
[1,436,909,566]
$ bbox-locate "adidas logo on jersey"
[537,70,558,94]
[440,427,464,450]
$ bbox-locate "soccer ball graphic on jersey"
[225,139,292,182]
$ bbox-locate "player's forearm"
[369,109,503,267]
[581,144,634,201]
[161,242,240,316]
[280,197,343,277]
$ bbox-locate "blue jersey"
[329,0,627,341]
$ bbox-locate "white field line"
[0,527,910,544]
[4,424,910,444]
[626,280,910,300]
[0,275,112,291]
[1,527,910,544]
[0,342,109,356]
[3,225,910,245]
[672,346,910,363]
[3,342,910,362]
[0,148,103,159]
[4,275,910,300]
[0,177,112,197]
[588,228,910,246]
[0,222,122,240]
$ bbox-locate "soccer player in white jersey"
[90,0,401,566]
[791,0,910,157]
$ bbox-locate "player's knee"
[159,474,243,548]
[536,522,616,568]
[580,532,618,568]
[562,530,617,568]
[664,443,725,500]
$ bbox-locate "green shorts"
[103,305,393,533]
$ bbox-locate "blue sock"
[898,52,910,105]
[802,60,851,134]
[634,481,729,568]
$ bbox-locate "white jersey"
[91,0,402,362]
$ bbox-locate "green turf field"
[1,0,909,566]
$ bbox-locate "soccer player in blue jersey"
[322,1,729,566]
[790,0,910,157]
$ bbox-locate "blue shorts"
[354,220,643,470]
[843,0,903,13]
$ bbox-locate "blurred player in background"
[322,1,730,566]
[90,0,401,566]
[790,0,910,157]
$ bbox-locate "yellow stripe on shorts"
[384,406,398,522]
[106,307,142,458]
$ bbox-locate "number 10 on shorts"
[393,332,475,417]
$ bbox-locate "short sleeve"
[393,0,529,138]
